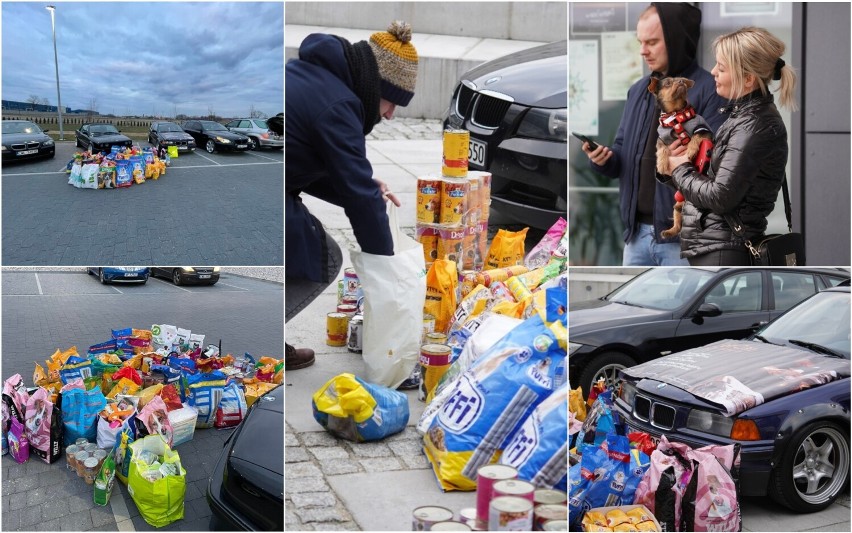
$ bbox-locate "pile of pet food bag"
[568,384,742,532]
[309,128,569,532]
[1,326,282,527]
[66,145,171,189]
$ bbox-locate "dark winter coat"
[671,92,788,258]
[590,3,727,244]
[286,34,392,283]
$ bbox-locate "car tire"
[173,270,183,286]
[577,351,636,399]
[206,140,216,153]
[99,269,108,285]
[770,421,850,513]
[249,138,258,150]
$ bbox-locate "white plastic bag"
[80,163,99,189]
[68,163,83,186]
[350,204,427,388]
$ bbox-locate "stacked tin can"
[327,268,363,347]
[416,129,492,274]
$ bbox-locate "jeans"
[623,224,689,266]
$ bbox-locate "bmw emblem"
[657,383,667,389]
[485,76,501,85]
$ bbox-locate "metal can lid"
[327,312,348,318]
[458,507,478,522]
[84,457,99,468]
[534,504,568,520]
[493,478,535,495]
[534,489,567,505]
[541,519,569,531]
[430,521,472,531]
[412,506,454,522]
[477,464,518,480]
[489,496,533,513]
[420,343,452,356]
[423,313,435,321]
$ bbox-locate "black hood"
[653,2,702,76]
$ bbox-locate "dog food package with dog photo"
[137,396,174,447]
[423,305,567,491]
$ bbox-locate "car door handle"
[751,321,768,329]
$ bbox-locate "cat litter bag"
[499,382,569,492]
[25,387,63,464]
[312,373,409,442]
[423,311,567,491]
[185,371,226,428]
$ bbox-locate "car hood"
[206,130,248,141]
[623,339,851,416]
[3,132,51,144]
[230,386,283,476]
[569,299,670,337]
[89,133,131,142]
[158,132,193,141]
[462,40,566,108]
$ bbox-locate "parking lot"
[1,269,283,531]
[1,143,283,266]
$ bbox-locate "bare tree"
[207,106,216,120]
[249,104,268,119]
[27,95,42,110]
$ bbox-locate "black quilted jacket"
[670,91,788,258]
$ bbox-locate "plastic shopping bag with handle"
[350,203,427,388]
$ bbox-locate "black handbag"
[725,176,805,266]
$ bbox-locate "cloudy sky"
[2,1,283,118]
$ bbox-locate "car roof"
[822,285,851,293]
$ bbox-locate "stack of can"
[416,129,492,274]
[328,268,364,348]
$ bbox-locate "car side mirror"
[696,303,723,317]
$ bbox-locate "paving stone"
[285,431,300,447]
[37,467,69,487]
[19,503,43,528]
[183,479,203,502]
[90,504,117,527]
[287,462,323,478]
[40,496,71,522]
[285,476,329,495]
[290,491,338,508]
[296,506,352,523]
[7,492,27,511]
[301,431,339,447]
[3,508,21,531]
[190,497,213,518]
[33,517,63,532]
[389,439,425,456]
[320,458,361,476]
[59,509,93,531]
[359,457,404,472]
[287,509,303,525]
[313,522,360,531]
[309,446,349,461]
[286,446,311,463]
[348,442,393,458]
[400,453,432,470]
[386,426,423,442]
[24,460,51,476]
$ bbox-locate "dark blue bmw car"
[613,285,850,513]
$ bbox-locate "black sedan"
[75,123,133,153]
[614,285,850,513]
[208,384,282,530]
[181,120,250,154]
[148,121,196,153]
[151,267,219,286]
[569,267,850,397]
[444,41,567,230]
[2,120,55,163]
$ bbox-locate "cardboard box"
[583,505,661,532]
[168,403,198,447]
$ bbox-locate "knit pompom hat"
[369,21,418,107]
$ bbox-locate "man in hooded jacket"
[285,21,418,369]
[582,3,726,265]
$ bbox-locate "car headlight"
[686,410,734,437]
[619,381,637,407]
[568,342,583,355]
[213,267,220,273]
[163,140,174,145]
[181,267,196,272]
[517,107,567,141]
[43,139,54,147]
[215,136,231,144]
[1,145,7,150]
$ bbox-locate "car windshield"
[758,291,851,358]
[201,122,227,131]
[3,122,42,134]
[157,123,183,133]
[606,268,715,310]
[90,125,119,135]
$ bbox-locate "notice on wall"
[571,3,628,34]
[569,40,599,135]
[601,32,643,101]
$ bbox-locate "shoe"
[285,343,315,370]
[397,376,420,390]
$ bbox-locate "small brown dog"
[649,76,713,238]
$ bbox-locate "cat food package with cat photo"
[24,387,63,464]
[423,301,566,491]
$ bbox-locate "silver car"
[224,118,283,150]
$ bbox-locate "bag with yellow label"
[484,227,529,269]
[423,258,458,335]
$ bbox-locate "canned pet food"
[430,521,472,531]
[476,266,529,287]
[438,227,467,264]
[469,171,492,219]
[419,343,452,402]
[347,315,363,353]
[337,279,344,305]
[440,178,470,227]
[476,464,518,529]
[488,496,533,531]
[459,270,479,299]
[462,227,478,271]
[412,505,454,531]
[424,332,448,345]
[458,507,479,528]
[337,303,357,316]
[417,225,440,264]
[466,174,481,224]
[493,479,536,503]
[533,489,567,506]
[83,457,99,485]
[66,444,79,470]
[541,519,568,531]
[343,268,361,300]
[417,177,443,224]
[442,129,470,178]
[74,450,90,477]
[326,312,349,347]
[533,504,568,531]
[75,438,89,447]
[422,313,436,340]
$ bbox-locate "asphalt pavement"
[1,143,283,266]
[1,269,283,531]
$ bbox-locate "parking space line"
[217,281,251,291]
[171,161,281,169]
[244,151,282,162]
[150,277,193,293]
[192,151,221,165]
[110,285,124,294]
[2,170,66,177]
[34,273,44,295]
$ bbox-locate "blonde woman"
[663,27,797,265]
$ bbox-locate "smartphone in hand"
[571,132,599,151]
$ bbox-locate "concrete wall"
[285,2,567,42]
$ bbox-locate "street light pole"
[46,5,63,140]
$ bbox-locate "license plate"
[626,422,660,446]
[468,137,487,167]
[199,274,211,279]
[237,144,247,149]
[123,273,138,278]
[17,149,38,156]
